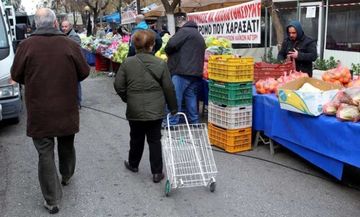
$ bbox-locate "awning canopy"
[104,12,121,23]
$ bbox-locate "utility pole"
[136,0,141,15]
[100,0,103,27]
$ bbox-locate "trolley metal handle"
[166,112,190,141]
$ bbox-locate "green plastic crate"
[208,80,253,106]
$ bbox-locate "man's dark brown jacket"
[11,27,90,138]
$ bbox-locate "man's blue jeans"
[169,75,200,125]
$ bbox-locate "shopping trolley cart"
[162,112,217,196]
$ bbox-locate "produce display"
[203,36,233,79]
[205,36,232,48]
[321,64,351,86]
[323,86,360,122]
[255,71,308,94]
[155,34,171,61]
[336,104,360,122]
[80,33,130,64]
[112,43,129,63]
[347,78,360,88]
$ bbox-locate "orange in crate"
[208,123,252,153]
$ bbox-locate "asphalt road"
[1,73,359,217]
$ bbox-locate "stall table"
[252,89,360,180]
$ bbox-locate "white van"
[0,2,21,123]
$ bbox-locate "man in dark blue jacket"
[277,20,317,77]
[165,18,206,125]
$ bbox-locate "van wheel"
[8,117,20,125]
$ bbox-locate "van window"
[0,10,9,48]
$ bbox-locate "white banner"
[121,10,137,25]
[187,0,262,44]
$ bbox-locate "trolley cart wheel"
[165,180,171,197]
[209,177,216,192]
[209,181,216,192]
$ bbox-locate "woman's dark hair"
[132,30,155,53]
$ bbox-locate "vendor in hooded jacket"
[277,20,318,77]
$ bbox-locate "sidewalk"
[1,74,359,217]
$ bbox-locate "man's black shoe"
[124,160,138,172]
[61,176,71,186]
[153,173,164,183]
[44,201,59,214]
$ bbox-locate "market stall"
[252,90,360,180]
[79,33,130,72]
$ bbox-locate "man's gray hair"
[35,8,57,28]
[136,15,145,21]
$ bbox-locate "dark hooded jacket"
[165,21,206,77]
[277,20,317,77]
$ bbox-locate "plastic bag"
[322,91,348,115]
[336,103,360,122]
[255,78,278,94]
[344,87,360,106]
[322,64,351,86]
[347,79,360,88]
[323,102,338,115]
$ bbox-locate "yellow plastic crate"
[208,123,252,153]
[208,55,254,83]
[209,55,254,64]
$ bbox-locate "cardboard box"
[277,77,341,116]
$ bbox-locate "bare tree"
[160,0,181,35]
[66,0,86,28]
[265,0,284,47]
[84,0,111,33]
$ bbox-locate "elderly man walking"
[61,20,81,45]
[61,20,83,108]
[11,8,90,214]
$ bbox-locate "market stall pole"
[207,55,254,153]
[85,6,92,37]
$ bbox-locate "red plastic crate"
[254,61,294,82]
[95,54,110,71]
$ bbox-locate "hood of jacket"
[31,27,65,36]
[182,21,198,29]
[287,20,304,40]
[135,21,149,30]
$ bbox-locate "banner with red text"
[187,0,261,44]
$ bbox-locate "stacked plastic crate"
[207,55,254,153]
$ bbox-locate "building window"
[326,2,360,52]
